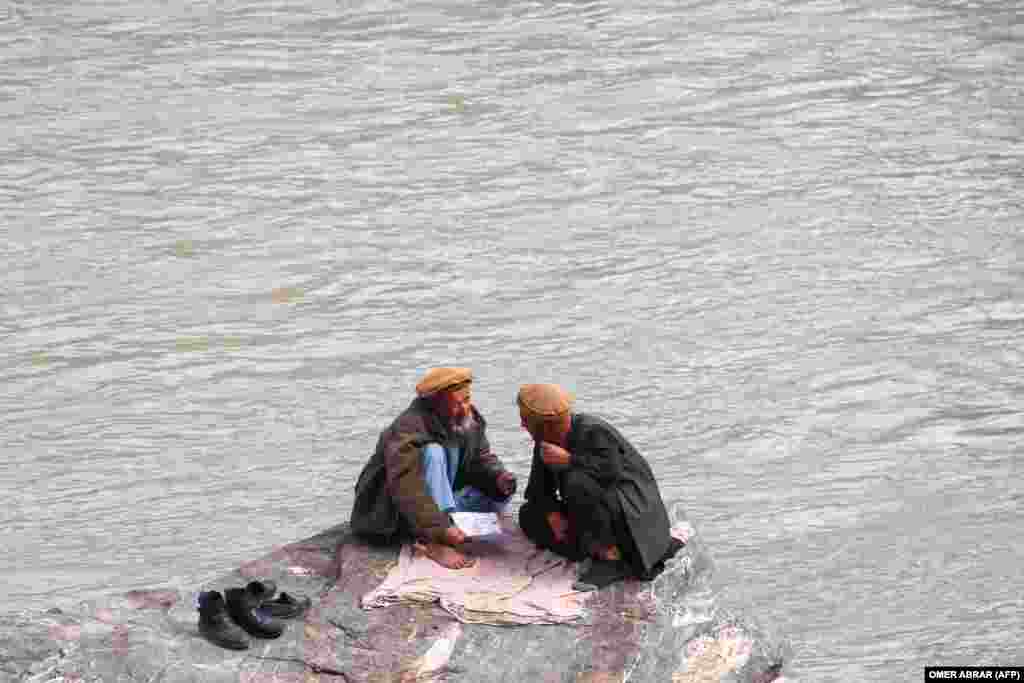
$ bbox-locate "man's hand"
[540,441,572,469]
[443,525,468,546]
[496,471,517,497]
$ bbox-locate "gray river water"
[2,0,1021,680]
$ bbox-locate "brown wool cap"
[415,367,473,397]
[517,383,574,421]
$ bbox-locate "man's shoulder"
[572,413,625,448]
[573,412,614,435]
[574,411,605,425]
[389,399,432,433]
[470,405,489,431]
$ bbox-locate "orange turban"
[517,383,574,422]
[415,367,473,397]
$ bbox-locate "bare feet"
[442,525,468,546]
[413,525,476,569]
[591,544,622,562]
[546,511,570,543]
[418,542,476,569]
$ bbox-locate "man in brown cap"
[517,384,680,587]
[351,368,517,569]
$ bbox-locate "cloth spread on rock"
[360,513,593,625]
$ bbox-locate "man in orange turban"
[351,368,517,569]
[516,384,681,588]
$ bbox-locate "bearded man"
[516,383,681,588]
[351,368,517,569]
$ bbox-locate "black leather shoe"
[225,584,284,638]
[262,591,312,619]
[197,591,250,650]
[243,579,277,604]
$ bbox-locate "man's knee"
[518,501,554,541]
[562,469,591,489]
[421,442,445,464]
[562,470,602,507]
[519,500,583,560]
[562,471,618,546]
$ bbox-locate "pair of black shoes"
[197,580,311,650]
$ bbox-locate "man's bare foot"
[592,544,622,562]
[546,511,570,543]
[418,542,476,569]
[442,525,468,546]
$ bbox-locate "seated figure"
[516,384,679,587]
[350,367,517,569]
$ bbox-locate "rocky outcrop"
[2,503,788,682]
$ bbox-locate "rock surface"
[2,503,788,682]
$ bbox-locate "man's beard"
[449,410,477,436]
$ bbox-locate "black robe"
[523,412,673,575]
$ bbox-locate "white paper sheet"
[450,512,502,537]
